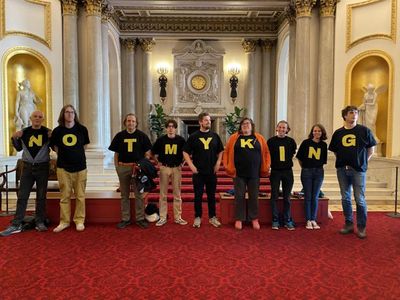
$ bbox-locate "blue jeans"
[336,167,367,228]
[301,168,324,221]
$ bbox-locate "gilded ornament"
[120,38,137,51]
[260,39,275,50]
[83,0,102,16]
[241,39,257,53]
[61,0,78,16]
[295,0,317,17]
[320,0,337,17]
[284,2,297,24]
[139,38,156,52]
[102,3,114,22]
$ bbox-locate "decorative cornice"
[260,39,276,50]
[83,0,102,16]
[139,38,156,52]
[61,0,78,16]
[120,38,137,51]
[320,0,337,17]
[118,16,278,35]
[241,39,257,53]
[102,3,114,22]
[295,0,317,17]
[284,1,297,24]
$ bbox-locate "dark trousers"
[193,173,217,218]
[13,162,49,225]
[234,177,260,221]
[270,169,293,223]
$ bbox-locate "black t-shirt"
[296,138,328,168]
[267,136,297,170]
[183,130,224,175]
[234,135,261,178]
[108,129,152,163]
[152,134,185,166]
[50,123,90,172]
[20,126,50,159]
[328,124,377,172]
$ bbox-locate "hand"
[13,131,23,139]
[214,164,220,174]
[190,165,198,174]
[47,130,52,138]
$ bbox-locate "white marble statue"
[358,83,386,143]
[212,69,218,94]
[14,79,42,130]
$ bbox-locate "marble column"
[81,0,103,150]
[318,0,337,135]
[101,4,113,147]
[120,38,137,117]
[61,0,79,108]
[139,38,156,135]
[292,0,317,142]
[260,39,274,137]
[242,39,259,125]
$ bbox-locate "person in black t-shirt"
[329,106,376,239]
[0,111,51,237]
[267,120,297,230]
[152,119,187,226]
[51,105,90,233]
[109,113,152,229]
[296,124,328,230]
[183,112,224,228]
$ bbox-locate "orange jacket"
[223,132,271,178]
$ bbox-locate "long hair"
[308,124,328,141]
[58,105,80,126]
[238,117,255,135]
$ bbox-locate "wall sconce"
[157,63,169,104]
[228,63,240,103]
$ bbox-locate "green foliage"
[224,106,246,136]
[148,104,167,138]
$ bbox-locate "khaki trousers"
[159,165,182,220]
[56,168,87,225]
[116,165,145,222]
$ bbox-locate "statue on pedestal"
[14,79,42,130]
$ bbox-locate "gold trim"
[346,0,397,51]
[0,0,52,49]
[345,50,394,157]
[2,46,52,156]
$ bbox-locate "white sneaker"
[311,220,320,229]
[209,216,221,228]
[76,223,85,232]
[193,217,201,228]
[174,218,188,225]
[53,223,70,233]
[306,220,313,230]
[156,218,167,227]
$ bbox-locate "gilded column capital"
[284,2,297,25]
[260,39,276,51]
[139,38,156,52]
[83,0,102,16]
[61,0,78,16]
[295,0,317,17]
[120,38,137,52]
[101,3,114,22]
[320,0,337,17]
[241,39,257,53]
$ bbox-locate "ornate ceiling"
[107,0,291,38]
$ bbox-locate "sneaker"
[53,223,70,233]
[35,223,48,232]
[306,220,313,230]
[209,216,221,228]
[271,221,280,230]
[174,218,188,225]
[339,223,354,235]
[311,220,320,230]
[252,219,260,230]
[0,224,23,237]
[285,222,295,231]
[235,220,242,230]
[136,219,149,229]
[156,218,167,227]
[357,227,367,239]
[117,220,131,229]
[76,223,85,232]
[193,217,201,228]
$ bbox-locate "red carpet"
[1,208,400,299]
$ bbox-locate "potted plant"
[148,104,167,140]
[224,106,246,136]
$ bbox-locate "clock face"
[191,75,207,90]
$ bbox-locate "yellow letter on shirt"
[342,134,356,147]
[279,146,285,161]
[165,144,177,155]
[29,135,43,147]
[62,134,77,146]
[199,137,212,150]
[308,147,321,160]
[124,138,137,152]
[240,139,254,149]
